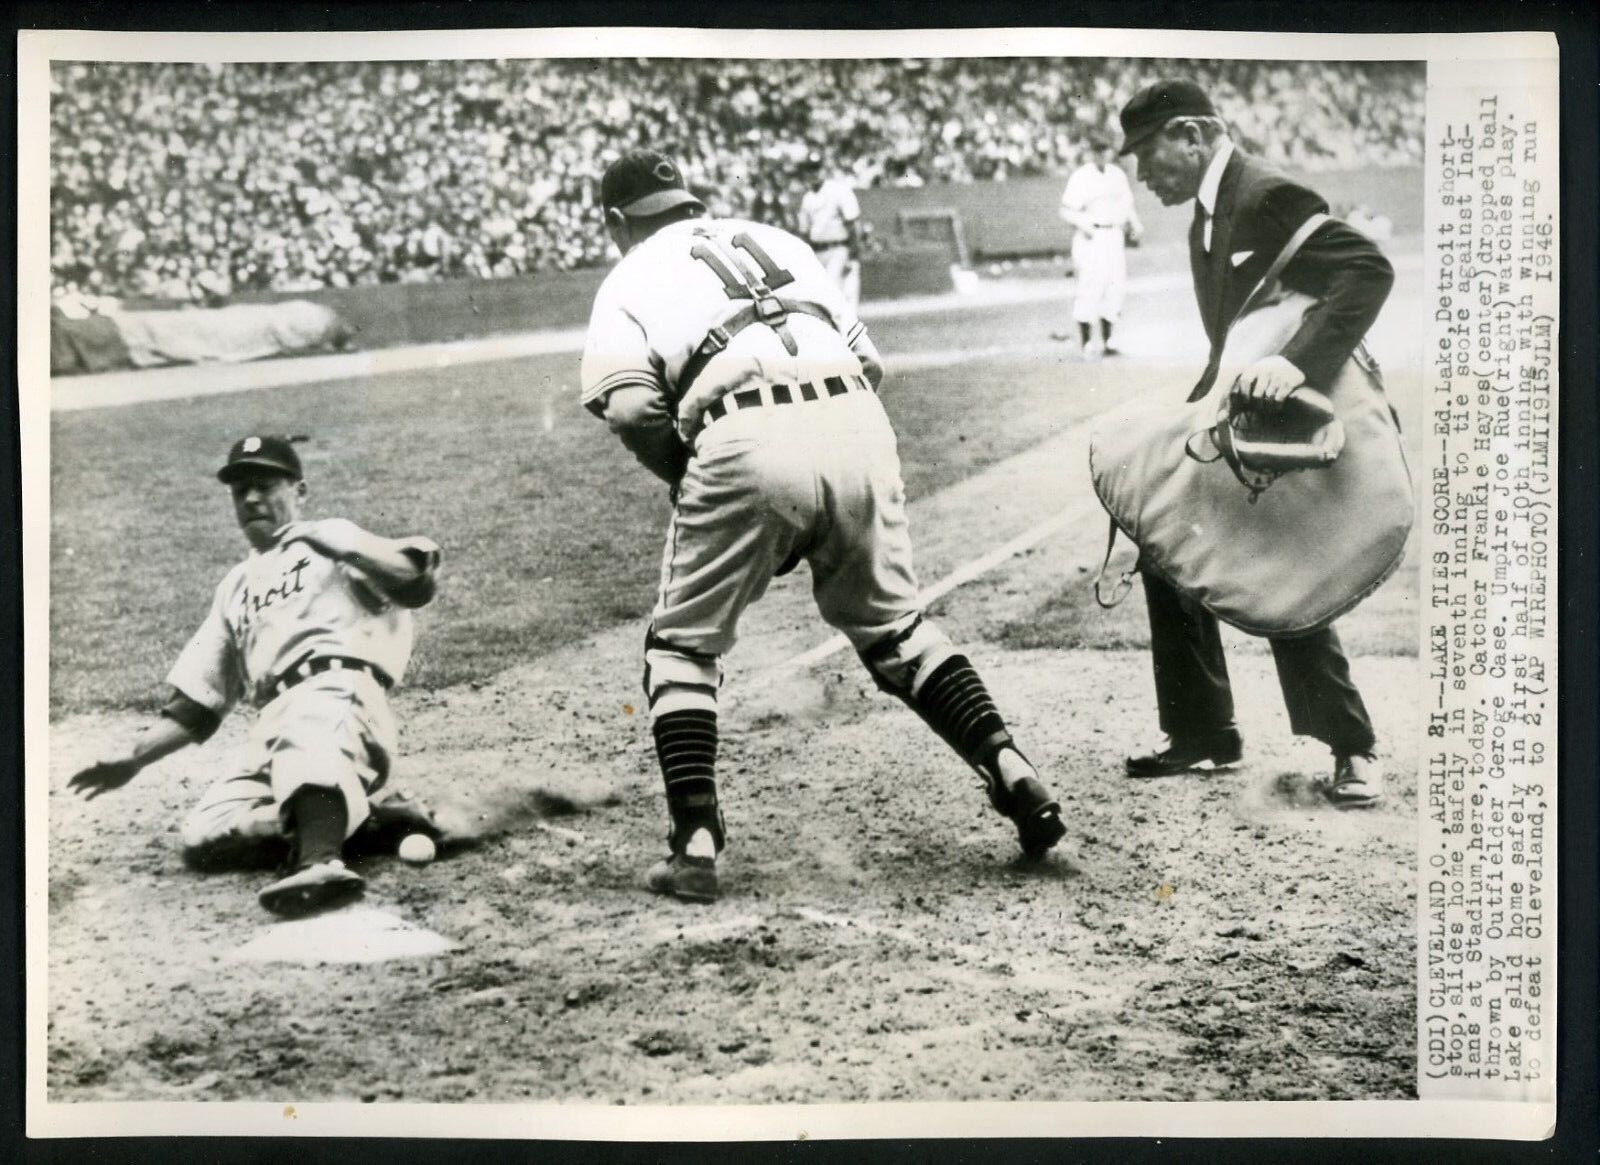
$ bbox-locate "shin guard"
[652,708,725,855]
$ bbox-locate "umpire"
[1115,79,1394,807]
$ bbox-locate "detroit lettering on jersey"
[580,217,870,441]
[236,553,313,630]
[166,535,437,713]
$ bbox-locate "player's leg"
[1079,232,1115,360]
[179,764,285,871]
[1100,235,1129,355]
[255,672,392,914]
[1056,232,1091,343]
[642,422,813,901]
[809,395,1066,857]
[841,257,862,316]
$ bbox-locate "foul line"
[771,506,1082,677]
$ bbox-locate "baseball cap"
[599,150,705,219]
[1117,79,1218,155]
[217,434,302,484]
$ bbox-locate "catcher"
[68,435,447,916]
[581,150,1067,904]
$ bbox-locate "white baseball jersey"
[167,534,440,714]
[1059,161,1138,230]
[581,217,868,443]
[796,179,860,247]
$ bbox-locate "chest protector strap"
[678,293,839,398]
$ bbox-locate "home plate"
[227,905,458,965]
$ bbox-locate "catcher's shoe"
[258,859,365,917]
[645,828,719,904]
[987,773,1067,860]
[1322,754,1384,810]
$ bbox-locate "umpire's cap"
[600,150,706,219]
[218,434,302,483]
[1117,79,1218,155]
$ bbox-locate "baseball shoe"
[1125,729,1244,778]
[258,859,365,917]
[1083,338,1106,362]
[645,828,719,904]
[1322,754,1384,809]
[987,773,1067,860]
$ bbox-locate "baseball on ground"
[397,833,437,865]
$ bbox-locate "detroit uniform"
[796,172,862,314]
[69,433,445,915]
[582,150,1066,903]
[1059,149,1142,356]
[171,527,439,863]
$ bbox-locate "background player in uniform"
[1055,133,1142,359]
[68,435,446,915]
[581,150,1068,903]
[796,153,863,315]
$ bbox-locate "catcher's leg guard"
[652,708,725,856]
[642,630,726,858]
[862,628,1064,858]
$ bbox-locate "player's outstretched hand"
[68,757,142,800]
[277,518,363,560]
[1231,355,1305,405]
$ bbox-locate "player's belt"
[677,296,839,399]
[701,375,871,427]
[268,655,394,700]
[809,239,850,249]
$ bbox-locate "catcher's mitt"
[1187,385,1346,499]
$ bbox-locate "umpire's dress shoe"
[1125,729,1244,777]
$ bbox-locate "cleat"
[1000,776,1067,859]
[985,771,1066,860]
[258,859,364,917]
[645,828,719,903]
[1125,730,1244,778]
[1322,754,1384,809]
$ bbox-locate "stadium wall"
[858,166,1422,260]
[89,166,1418,359]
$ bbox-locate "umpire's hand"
[1232,355,1305,405]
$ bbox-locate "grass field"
[50,293,1151,714]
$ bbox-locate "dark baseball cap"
[217,434,302,483]
[1118,79,1218,155]
[600,150,705,219]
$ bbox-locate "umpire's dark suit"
[1143,147,1394,757]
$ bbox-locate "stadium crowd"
[50,57,1424,299]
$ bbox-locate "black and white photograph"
[19,26,1561,1140]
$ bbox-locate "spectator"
[50,58,1424,298]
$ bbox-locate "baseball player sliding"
[68,436,446,917]
[1056,133,1142,359]
[581,150,1068,904]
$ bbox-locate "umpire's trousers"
[1141,570,1376,756]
